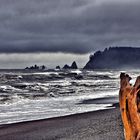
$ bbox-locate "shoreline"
[0,105,115,127]
[0,96,119,126]
[0,102,118,127]
[0,103,124,140]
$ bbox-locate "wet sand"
[0,104,124,140]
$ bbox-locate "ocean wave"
[0,69,126,124]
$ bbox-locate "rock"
[25,65,46,70]
[34,65,39,69]
[63,61,78,69]
[63,64,71,69]
[71,61,78,69]
[84,47,140,69]
[41,65,46,70]
[56,66,61,69]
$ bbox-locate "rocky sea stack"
[56,66,61,69]
[84,47,140,69]
[71,61,78,69]
[63,61,78,69]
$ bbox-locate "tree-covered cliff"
[84,47,140,69]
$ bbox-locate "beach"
[0,104,124,140]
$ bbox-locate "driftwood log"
[119,73,140,140]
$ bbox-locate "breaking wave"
[0,69,138,124]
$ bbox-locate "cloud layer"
[0,53,89,68]
[0,0,140,54]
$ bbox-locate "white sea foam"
[33,72,59,75]
[70,69,82,74]
[0,70,132,125]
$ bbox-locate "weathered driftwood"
[119,73,140,140]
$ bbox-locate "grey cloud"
[0,0,140,54]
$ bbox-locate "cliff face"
[84,47,140,69]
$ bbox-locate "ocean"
[0,69,138,125]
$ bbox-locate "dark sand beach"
[0,104,124,140]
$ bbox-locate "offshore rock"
[56,66,61,69]
[63,61,78,69]
[71,61,78,69]
[63,64,71,69]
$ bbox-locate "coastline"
[0,103,124,140]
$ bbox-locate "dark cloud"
[0,0,140,54]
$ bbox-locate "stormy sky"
[0,0,140,68]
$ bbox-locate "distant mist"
[0,53,89,69]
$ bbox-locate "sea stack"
[63,64,70,69]
[63,61,78,69]
[71,61,78,69]
[56,66,61,69]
